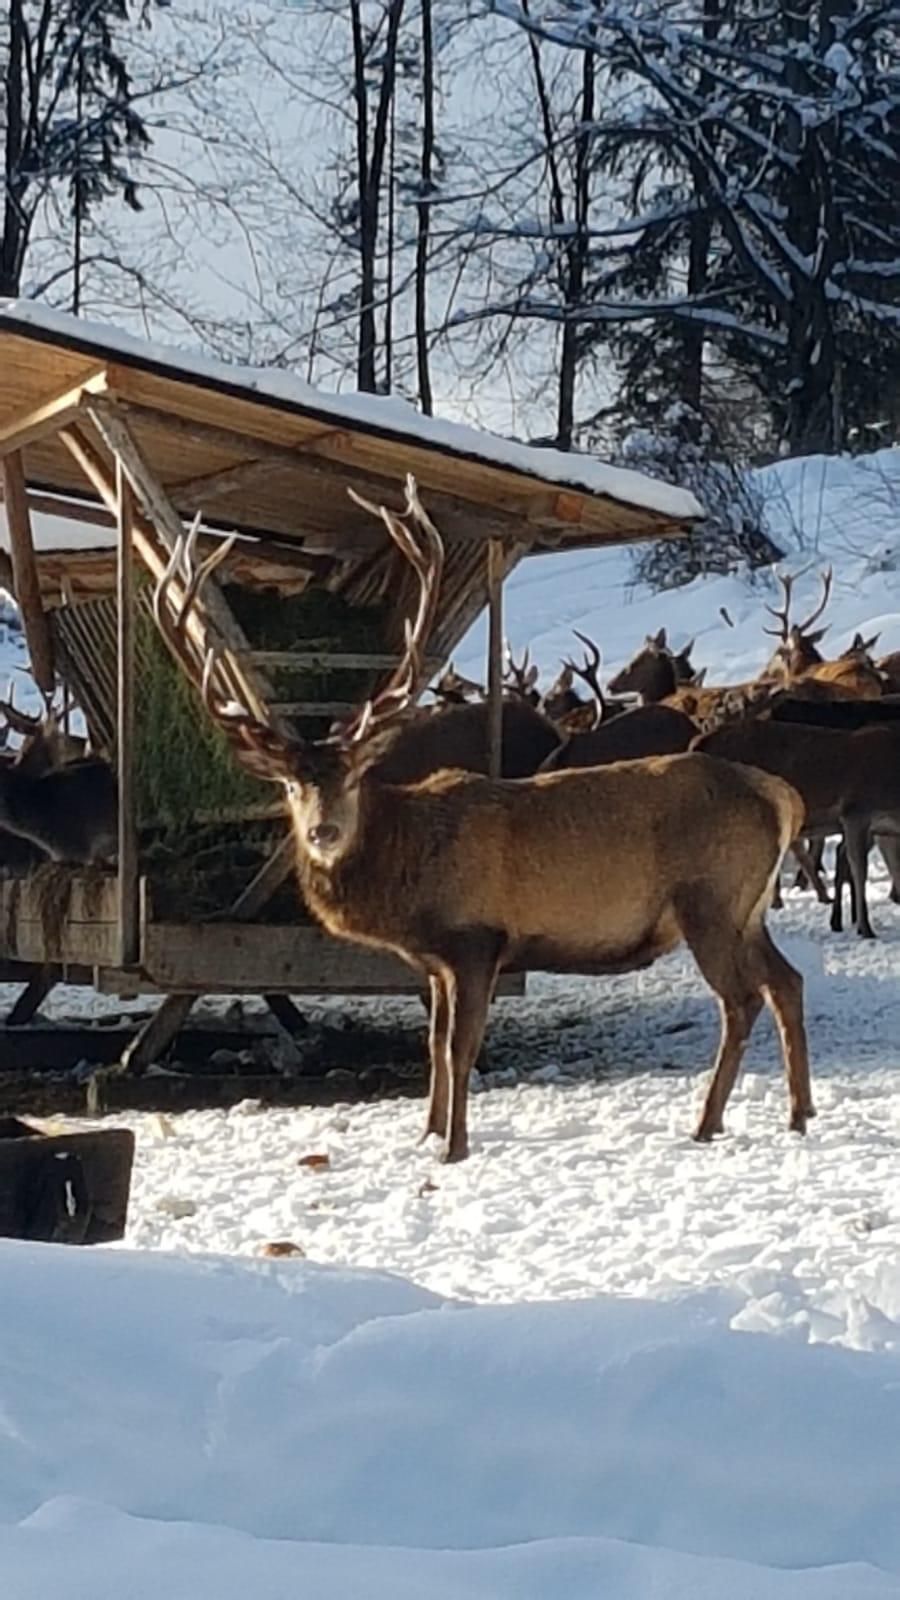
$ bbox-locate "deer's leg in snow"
[674,887,763,1140]
[842,813,875,938]
[443,935,503,1163]
[756,925,814,1133]
[422,972,452,1143]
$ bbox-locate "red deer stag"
[156,478,813,1161]
[0,690,115,865]
[762,570,884,699]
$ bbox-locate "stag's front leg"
[421,971,451,1144]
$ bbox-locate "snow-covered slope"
[457,447,900,685]
[3,1242,900,1599]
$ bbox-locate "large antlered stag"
[154,481,813,1161]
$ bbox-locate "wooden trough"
[0,1117,134,1243]
[0,303,698,1100]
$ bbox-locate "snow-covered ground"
[7,1240,900,1599]
[3,446,900,1597]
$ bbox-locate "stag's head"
[153,478,444,868]
[607,629,677,703]
[762,568,833,679]
[430,663,483,708]
[543,630,605,729]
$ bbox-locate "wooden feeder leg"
[116,992,196,1076]
[6,967,57,1027]
[116,462,139,966]
[265,994,308,1035]
[487,539,504,779]
[0,453,55,693]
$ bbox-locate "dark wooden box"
[0,1118,135,1244]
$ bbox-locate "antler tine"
[795,566,833,637]
[762,571,795,640]
[342,479,444,745]
[153,519,238,706]
[0,679,43,736]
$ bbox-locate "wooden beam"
[116,463,139,967]
[0,452,56,691]
[487,538,504,779]
[82,397,277,726]
[245,650,443,671]
[269,700,357,718]
[0,483,115,531]
[171,457,273,510]
[227,831,296,921]
[0,369,108,458]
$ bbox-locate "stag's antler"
[763,567,833,644]
[153,478,445,776]
[339,475,444,745]
[562,629,604,701]
[793,567,833,638]
[504,643,538,699]
[763,572,796,641]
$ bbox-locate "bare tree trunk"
[415,0,435,415]
[349,0,406,394]
[1,0,27,296]
[557,48,595,450]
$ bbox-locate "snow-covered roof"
[0,299,702,536]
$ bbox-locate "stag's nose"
[308,823,340,848]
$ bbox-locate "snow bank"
[0,300,702,521]
[2,1242,900,1598]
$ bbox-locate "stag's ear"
[652,627,667,648]
[806,626,829,646]
[525,664,539,690]
[694,667,707,686]
[680,637,694,658]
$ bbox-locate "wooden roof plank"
[0,368,109,458]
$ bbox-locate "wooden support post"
[117,462,139,966]
[487,538,504,778]
[0,453,55,693]
[5,967,57,1027]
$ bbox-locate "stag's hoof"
[440,1138,469,1164]
[788,1105,815,1134]
[692,1121,721,1143]
[418,1120,446,1147]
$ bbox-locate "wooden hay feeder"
[0,303,698,1095]
[0,1117,134,1243]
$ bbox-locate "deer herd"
[3,477,900,1162]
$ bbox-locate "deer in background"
[156,476,813,1161]
[762,570,885,699]
[0,687,116,866]
[693,714,900,938]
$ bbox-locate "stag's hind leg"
[674,887,764,1140]
[443,933,504,1163]
[756,925,814,1133]
[421,972,452,1144]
